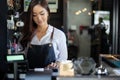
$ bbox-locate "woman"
[20,0,68,69]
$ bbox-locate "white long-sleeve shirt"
[30,25,68,61]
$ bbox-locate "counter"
[25,68,120,80]
[7,57,120,80]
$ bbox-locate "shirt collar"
[46,24,54,33]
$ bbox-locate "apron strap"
[50,27,54,41]
[26,27,54,53]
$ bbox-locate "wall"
[67,0,91,29]
[0,0,8,79]
[49,0,63,29]
[67,0,92,57]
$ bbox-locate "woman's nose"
[37,15,42,20]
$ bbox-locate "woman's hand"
[46,61,60,69]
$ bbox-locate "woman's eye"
[40,13,45,15]
[32,12,45,17]
[33,14,37,17]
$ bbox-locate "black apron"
[27,27,56,69]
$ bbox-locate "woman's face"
[32,4,49,27]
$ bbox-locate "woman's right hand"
[45,61,60,69]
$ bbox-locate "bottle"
[7,40,12,54]
[13,39,18,54]
[10,15,15,29]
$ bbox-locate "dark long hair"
[20,0,50,50]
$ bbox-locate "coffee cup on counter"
[58,60,74,76]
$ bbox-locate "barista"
[19,0,68,69]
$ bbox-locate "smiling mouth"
[38,21,42,24]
